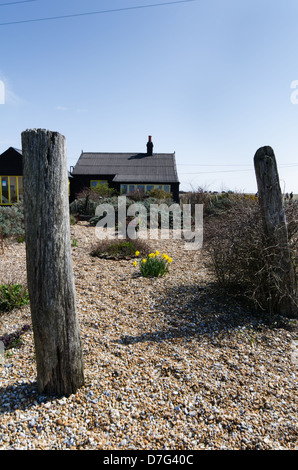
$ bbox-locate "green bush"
[91,185,118,198]
[70,196,100,217]
[88,196,135,226]
[0,283,30,313]
[70,187,118,216]
[147,188,172,200]
[0,203,25,239]
[89,196,182,231]
[90,237,150,259]
[69,214,78,225]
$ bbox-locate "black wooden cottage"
[0,147,23,204]
[70,136,180,202]
[0,137,180,205]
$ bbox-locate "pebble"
[0,223,297,450]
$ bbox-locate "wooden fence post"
[22,129,84,396]
[254,145,297,318]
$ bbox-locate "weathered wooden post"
[254,146,297,318]
[22,129,84,396]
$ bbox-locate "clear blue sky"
[1,0,298,193]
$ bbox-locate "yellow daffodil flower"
[135,251,140,256]
[155,250,159,256]
[142,259,147,263]
[133,260,137,267]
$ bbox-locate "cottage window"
[9,176,17,203]
[91,180,108,189]
[120,184,128,194]
[0,176,23,205]
[1,177,9,203]
[18,177,23,201]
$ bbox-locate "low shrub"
[147,188,172,200]
[90,237,150,259]
[70,187,118,217]
[71,238,78,247]
[0,203,25,239]
[0,324,31,349]
[70,196,99,217]
[180,188,258,219]
[70,214,78,225]
[77,185,117,201]
[88,196,135,227]
[0,283,30,313]
[88,196,181,231]
[203,196,298,314]
[127,188,146,201]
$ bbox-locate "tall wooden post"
[22,129,84,396]
[254,146,297,318]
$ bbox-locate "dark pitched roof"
[71,152,180,183]
[0,147,23,174]
[12,148,22,154]
[0,147,75,178]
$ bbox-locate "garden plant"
[133,250,173,277]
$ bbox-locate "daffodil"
[135,250,173,278]
[133,260,137,267]
[135,251,140,256]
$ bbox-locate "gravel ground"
[0,222,297,450]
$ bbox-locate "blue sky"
[1,0,298,193]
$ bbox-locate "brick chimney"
[146,135,153,156]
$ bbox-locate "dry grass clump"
[203,195,298,315]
